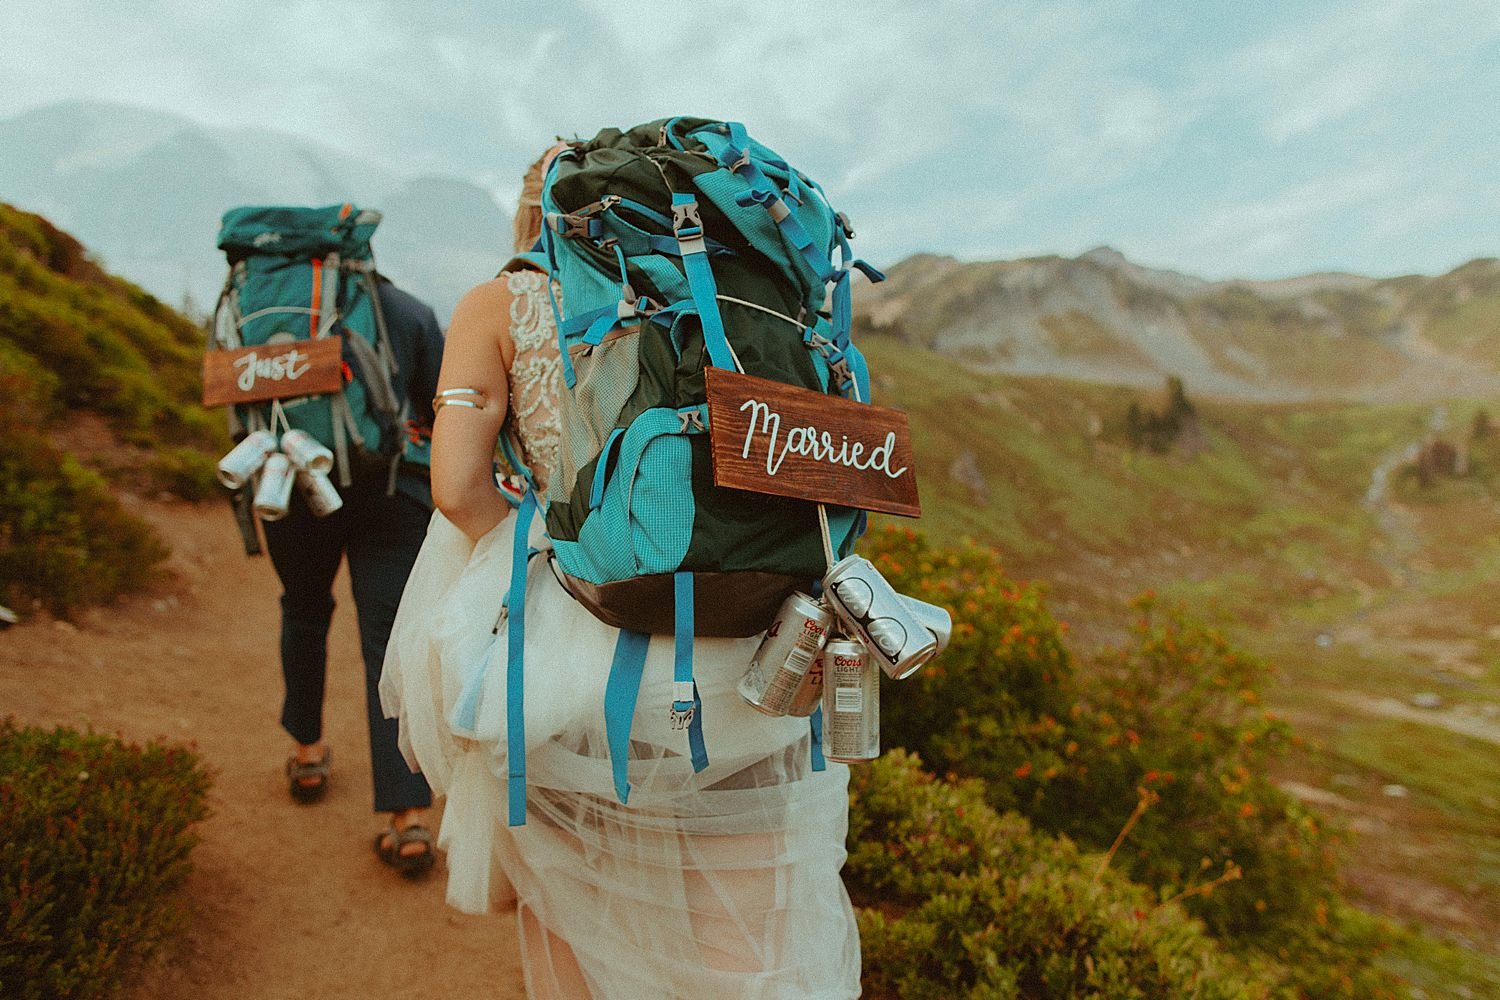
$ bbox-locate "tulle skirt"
[380,510,861,999]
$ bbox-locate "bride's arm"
[431,277,518,541]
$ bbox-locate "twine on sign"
[817,503,836,571]
[269,398,292,438]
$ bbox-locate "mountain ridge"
[857,246,1500,402]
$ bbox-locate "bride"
[379,143,861,999]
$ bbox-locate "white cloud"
[2,0,1498,278]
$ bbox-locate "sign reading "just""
[705,368,921,517]
[202,337,344,407]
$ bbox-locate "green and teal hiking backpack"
[475,118,886,824]
[210,203,429,490]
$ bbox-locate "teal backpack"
[470,119,885,824]
[210,203,430,490]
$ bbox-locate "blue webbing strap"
[806,579,830,772]
[560,303,616,338]
[733,184,836,283]
[506,489,539,826]
[539,225,576,390]
[672,571,709,772]
[589,427,626,510]
[605,629,652,805]
[809,707,827,772]
[671,194,737,373]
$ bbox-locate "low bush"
[141,446,222,502]
[847,750,1273,999]
[0,720,211,1000]
[859,526,1400,997]
[0,388,168,615]
[0,205,222,616]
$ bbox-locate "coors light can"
[821,639,878,762]
[252,453,295,521]
[216,429,277,489]
[297,469,344,517]
[738,592,833,717]
[787,648,825,718]
[823,555,938,680]
[279,428,334,474]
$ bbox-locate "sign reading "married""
[202,337,344,407]
[705,368,921,518]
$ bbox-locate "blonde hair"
[512,150,549,254]
[513,142,573,254]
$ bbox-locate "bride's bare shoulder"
[448,276,523,363]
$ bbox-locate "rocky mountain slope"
[0,101,510,320]
[857,247,1500,402]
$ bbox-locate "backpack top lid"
[217,203,381,262]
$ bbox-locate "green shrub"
[0,385,168,615]
[141,446,222,502]
[847,751,1273,999]
[0,204,222,615]
[0,203,220,450]
[858,527,1401,997]
[0,720,211,1000]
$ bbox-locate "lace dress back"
[502,269,563,494]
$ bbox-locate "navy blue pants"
[262,476,432,814]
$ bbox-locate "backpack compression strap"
[671,194,738,373]
[602,571,710,809]
[505,488,539,826]
[671,571,709,772]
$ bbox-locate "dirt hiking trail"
[0,498,526,999]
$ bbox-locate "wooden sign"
[202,338,343,407]
[705,368,921,518]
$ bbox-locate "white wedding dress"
[380,270,861,999]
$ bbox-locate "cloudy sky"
[4,0,1498,280]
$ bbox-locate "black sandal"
[374,823,437,878]
[285,748,331,804]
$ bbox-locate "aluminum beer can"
[900,596,953,656]
[738,592,833,717]
[296,469,344,517]
[279,428,334,474]
[823,555,938,680]
[821,639,878,762]
[786,648,825,718]
[216,429,277,489]
[252,453,295,521]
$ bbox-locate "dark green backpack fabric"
[521,118,882,636]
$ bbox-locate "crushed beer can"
[900,596,953,656]
[823,555,938,680]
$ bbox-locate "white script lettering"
[738,397,908,481]
[233,348,313,393]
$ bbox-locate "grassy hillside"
[0,203,222,614]
[865,332,1500,991]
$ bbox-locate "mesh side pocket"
[547,327,642,506]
